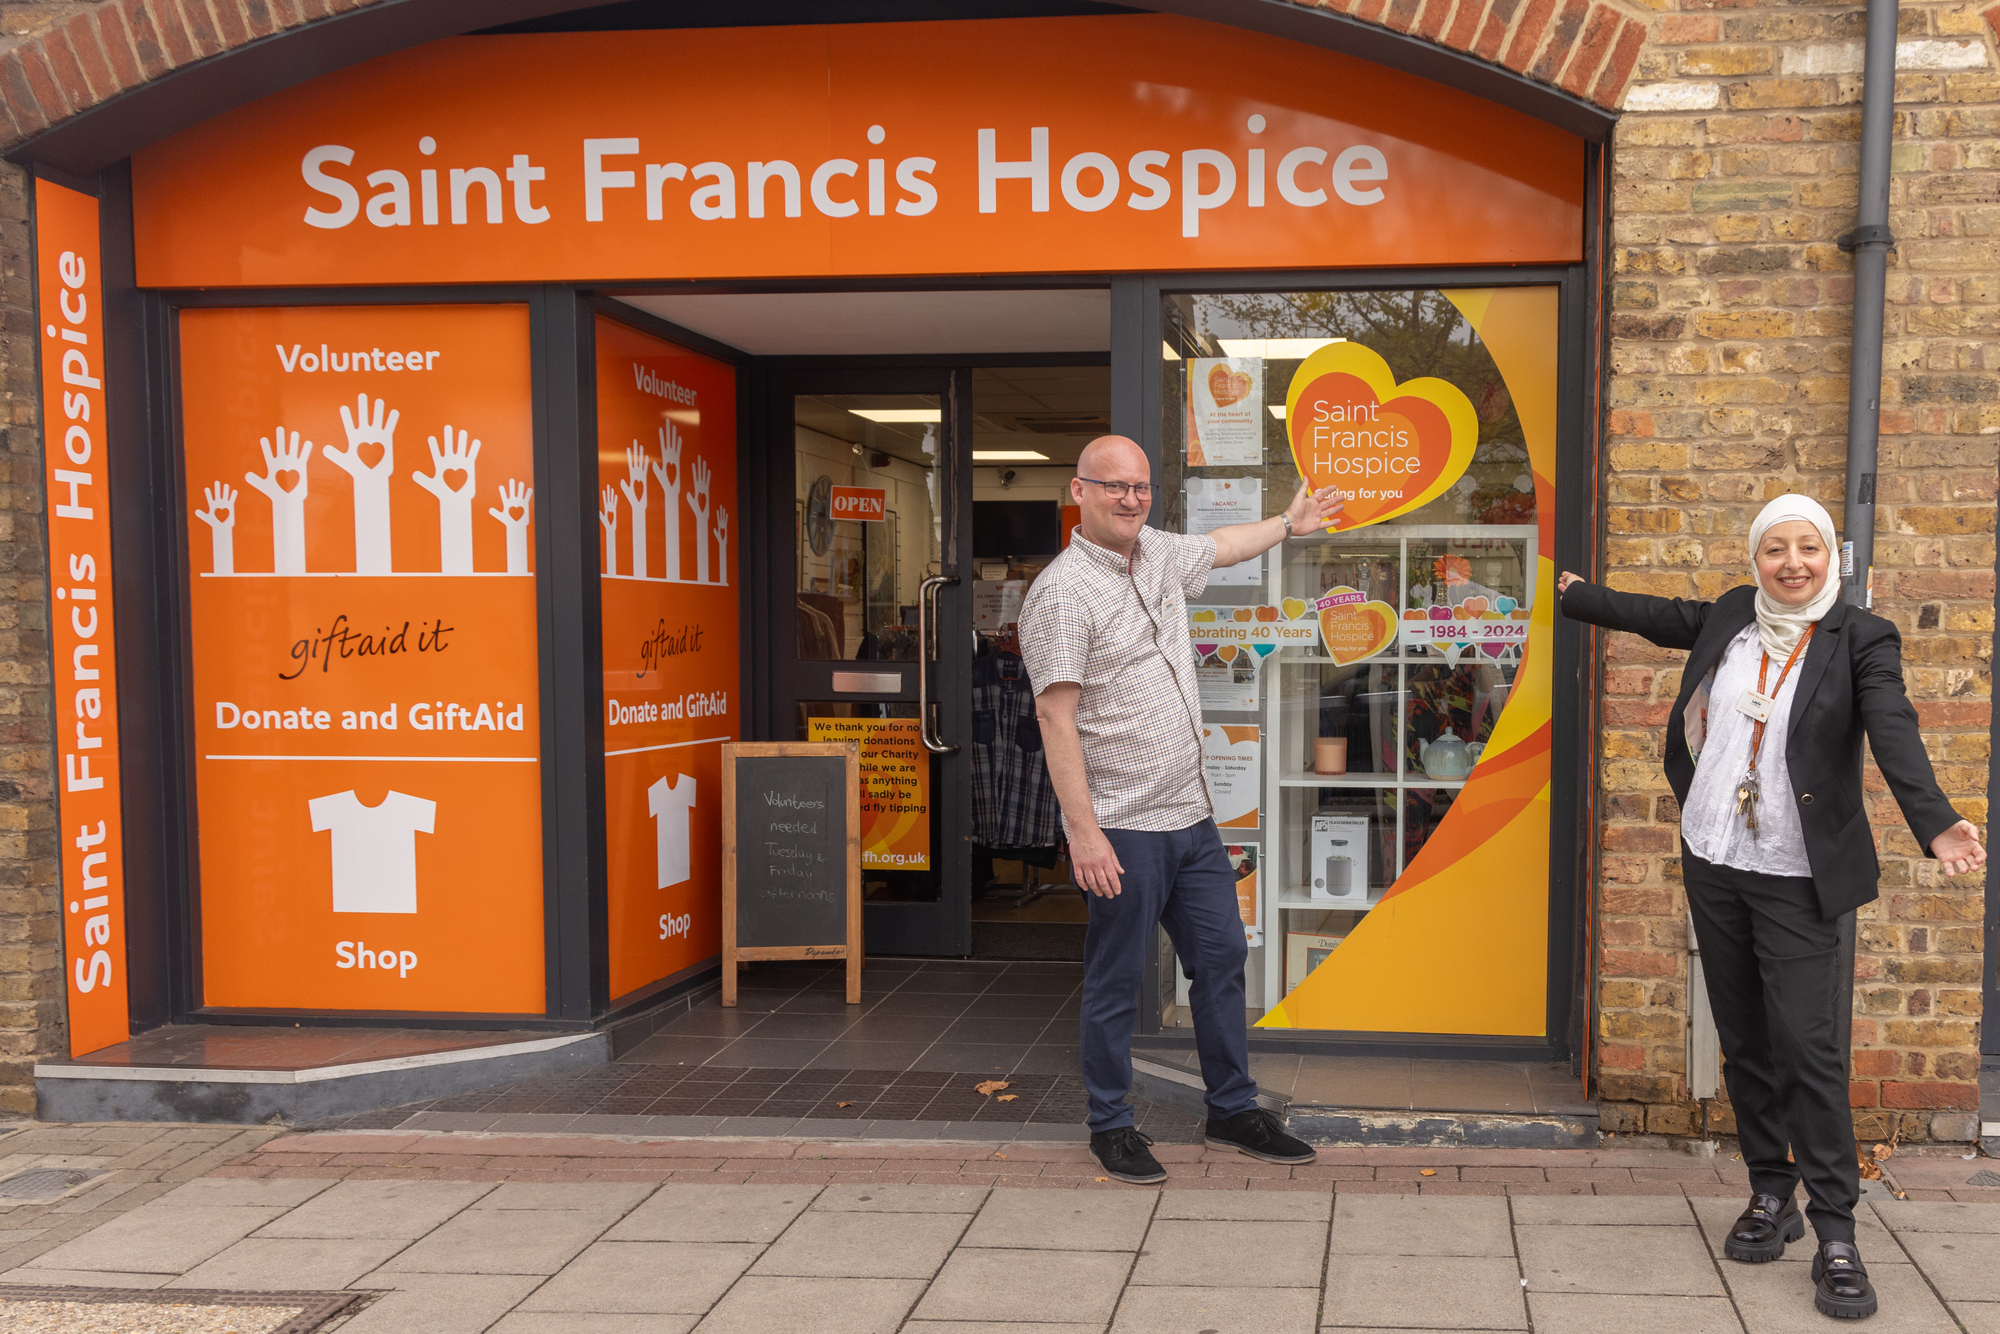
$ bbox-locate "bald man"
[1018,436,1341,1183]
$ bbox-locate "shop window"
[1161,286,1557,1037]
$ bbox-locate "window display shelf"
[1278,771,1467,789]
[1276,886,1388,910]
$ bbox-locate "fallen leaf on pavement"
[993,1154,1008,1160]
[1095,1177,1107,1182]
[975,1079,1011,1096]
[1859,1155,1882,1181]
[1872,1142,1894,1161]
[997,1095,1018,1102]
[1419,1169,1437,1177]
[836,1102,854,1108]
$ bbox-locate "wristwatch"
[1280,512,1295,539]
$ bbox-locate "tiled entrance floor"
[301,958,1587,1141]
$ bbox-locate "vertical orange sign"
[596,317,739,1002]
[179,304,544,1013]
[39,180,130,1055]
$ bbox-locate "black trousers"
[1684,844,1858,1243]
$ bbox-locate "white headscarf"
[1748,494,1840,659]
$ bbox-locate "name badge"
[1735,689,1775,723]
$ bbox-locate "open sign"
[830,485,887,522]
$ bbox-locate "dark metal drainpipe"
[1839,0,1900,609]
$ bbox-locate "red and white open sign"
[831,486,887,522]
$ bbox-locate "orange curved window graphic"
[1258,286,1559,1037]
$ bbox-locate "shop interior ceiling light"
[1217,338,1346,359]
[849,408,941,423]
[1269,405,1287,419]
[1162,341,1181,360]
[972,451,1049,462]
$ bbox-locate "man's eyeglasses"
[1078,476,1155,501]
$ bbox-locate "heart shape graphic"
[1208,363,1253,408]
[1495,596,1519,615]
[1316,587,1398,666]
[1284,342,1480,533]
[357,442,386,470]
[1281,597,1310,621]
[443,468,470,493]
[275,469,301,494]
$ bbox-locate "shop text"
[299,122,1389,242]
[280,614,454,680]
[214,700,526,731]
[336,941,419,977]
[606,692,729,727]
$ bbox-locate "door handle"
[917,574,959,754]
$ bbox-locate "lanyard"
[1746,624,1814,778]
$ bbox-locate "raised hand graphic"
[244,424,311,576]
[599,484,620,576]
[685,456,712,584]
[488,479,533,576]
[713,507,729,586]
[325,394,399,574]
[194,482,237,576]
[413,425,481,574]
[649,423,683,581]
[620,442,651,580]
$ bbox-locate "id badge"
[1735,689,1775,723]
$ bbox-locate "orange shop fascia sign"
[130,15,1583,289]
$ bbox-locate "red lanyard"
[1746,625,1814,778]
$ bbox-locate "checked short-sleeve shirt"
[1017,526,1216,832]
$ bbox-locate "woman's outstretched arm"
[1852,618,1986,875]
[1555,572,1713,652]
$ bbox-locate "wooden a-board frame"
[720,741,862,1006]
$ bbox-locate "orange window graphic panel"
[596,316,739,1004]
[180,304,545,1014]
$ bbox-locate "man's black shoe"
[1089,1127,1166,1184]
[1723,1193,1804,1262]
[1204,1107,1316,1165]
[1812,1239,1877,1319]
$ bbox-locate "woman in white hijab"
[1558,494,1983,1323]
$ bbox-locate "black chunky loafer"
[1812,1239,1878,1319]
[1724,1192,1805,1262]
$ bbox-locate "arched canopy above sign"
[131,14,1583,287]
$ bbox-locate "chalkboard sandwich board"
[721,741,862,1006]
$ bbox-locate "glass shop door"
[773,368,973,956]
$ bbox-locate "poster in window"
[1201,724,1260,829]
[1182,476,1263,586]
[179,304,543,1013]
[596,317,740,1003]
[1184,357,1263,467]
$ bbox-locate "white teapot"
[1417,731,1484,780]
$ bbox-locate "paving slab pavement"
[0,1121,1994,1332]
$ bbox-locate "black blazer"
[1560,581,1962,920]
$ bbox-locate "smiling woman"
[1556,492,1984,1319]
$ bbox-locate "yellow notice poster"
[806,718,930,870]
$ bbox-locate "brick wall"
[1596,1,1997,1142]
[0,150,54,1116]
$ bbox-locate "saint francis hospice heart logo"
[1284,342,1479,532]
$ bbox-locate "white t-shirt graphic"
[648,773,696,889]
[309,790,437,914]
